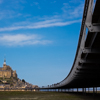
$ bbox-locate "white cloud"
[0,0,84,21]
[0,0,83,32]
[0,19,81,31]
[0,34,52,46]
[70,4,84,18]
[62,3,71,13]
[0,10,22,20]
[62,3,84,19]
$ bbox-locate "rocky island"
[0,59,38,91]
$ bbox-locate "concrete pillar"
[64,89,66,92]
[66,89,67,92]
[88,88,89,93]
[96,87,97,94]
[93,87,95,96]
[72,88,73,92]
[85,88,86,95]
[82,88,84,94]
[77,88,78,93]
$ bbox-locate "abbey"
[0,59,17,78]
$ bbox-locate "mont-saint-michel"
[0,59,38,91]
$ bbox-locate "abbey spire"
[4,58,6,65]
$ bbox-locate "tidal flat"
[0,91,100,100]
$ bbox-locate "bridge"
[39,0,100,93]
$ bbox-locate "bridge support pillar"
[72,88,73,92]
[96,87,97,94]
[82,88,84,95]
[85,88,86,93]
[93,87,95,96]
[88,88,89,93]
[77,88,78,93]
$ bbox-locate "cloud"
[0,0,84,21]
[0,0,83,33]
[62,3,84,19]
[0,34,52,46]
[0,10,22,20]
[0,19,81,31]
[70,4,84,18]
[62,3,71,13]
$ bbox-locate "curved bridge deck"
[41,0,100,91]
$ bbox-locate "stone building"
[0,59,17,78]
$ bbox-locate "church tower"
[3,58,6,65]
[3,58,7,70]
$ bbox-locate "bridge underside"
[42,0,100,90]
[59,0,100,89]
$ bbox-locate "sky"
[0,0,85,87]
